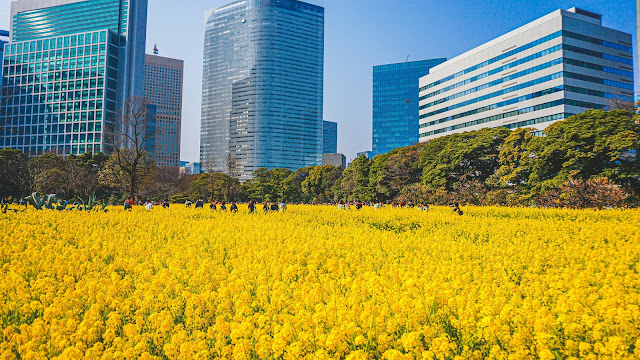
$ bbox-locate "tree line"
[1,109,638,208]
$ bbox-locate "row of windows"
[420,58,563,110]
[3,121,103,134]
[420,55,634,110]
[420,44,562,101]
[420,30,631,91]
[0,144,102,156]
[420,44,633,102]
[5,31,108,54]
[564,30,633,53]
[420,31,563,91]
[564,71,634,90]
[4,77,106,94]
[420,85,607,130]
[4,68,108,84]
[420,69,630,120]
[4,46,108,65]
[563,44,633,65]
[420,72,563,119]
[420,109,568,137]
[1,133,102,146]
[421,98,563,130]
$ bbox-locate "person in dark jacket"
[220,201,227,211]
[270,202,279,212]
[195,198,204,208]
[210,201,217,210]
[450,202,464,216]
[230,202,238,213]
[248,200,256,213]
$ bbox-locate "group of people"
[337,201,432,211]
[124,198,462,215]
[124,198,171,211]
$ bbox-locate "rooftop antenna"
[405,55,410,62]
[153,44,159,56]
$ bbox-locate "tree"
[0,148,30,198]
[29,153,67,196]
[101,96,157,200]
[527,110,640,194]
[335,155,374,202]
[243,168,292,202]
[608,97,635,112]
[369,144,424,201]
[420,127,511,191]
[301,165,342,203]
[282,168,310,203]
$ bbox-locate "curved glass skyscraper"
[201,0,324,180]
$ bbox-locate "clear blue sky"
[0,0,636,162]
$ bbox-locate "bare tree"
[226,152,241,180]
[101,96,156,200]
[201,158,219,202]
[607,97,635,112]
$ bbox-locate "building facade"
[0,30,9,86]
[419,8,634,142]
[372,58,446,156]
[322,153,346,169]
[0,0,148,155]
[180,161,201,175]
[144,54,183,167]
[323,120,337,154]
[200,0,324,180]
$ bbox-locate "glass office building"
[0,30,9,86]
[372,58,446,156]
[144,54,183,167]
[322,120,337,154]
[419,8,634,141]
[201,0,324,180]
[0,0,148,155]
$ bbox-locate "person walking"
[270,202,279,212]
[195,198,204,209]
[263,202,270,213]
[210,201,217,211]
[450,202,464,216]
[220,201,227,211]
[185,199,192,208]
[124,197,134,211]
[248,200,256,213]
[145,200,153,212]
[163,199,170,208]
[280,202,287,213]
[230,201,238,213]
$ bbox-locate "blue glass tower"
[1,0,148,155]
[323,120,337,153]
[201,0,324,180]
[372,59,446,156]
[0,30,9,86]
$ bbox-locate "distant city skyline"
[0,0,635,162]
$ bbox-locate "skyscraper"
[0,0,148,155]
[144,54,183,167]
[419,8,634,141]
[323,120,337,154]
[372,58,446,156]
[0,30,9,86]
[200,0,324,180]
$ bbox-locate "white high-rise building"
[419,7,634,141]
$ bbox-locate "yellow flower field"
[1,206,639,359]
